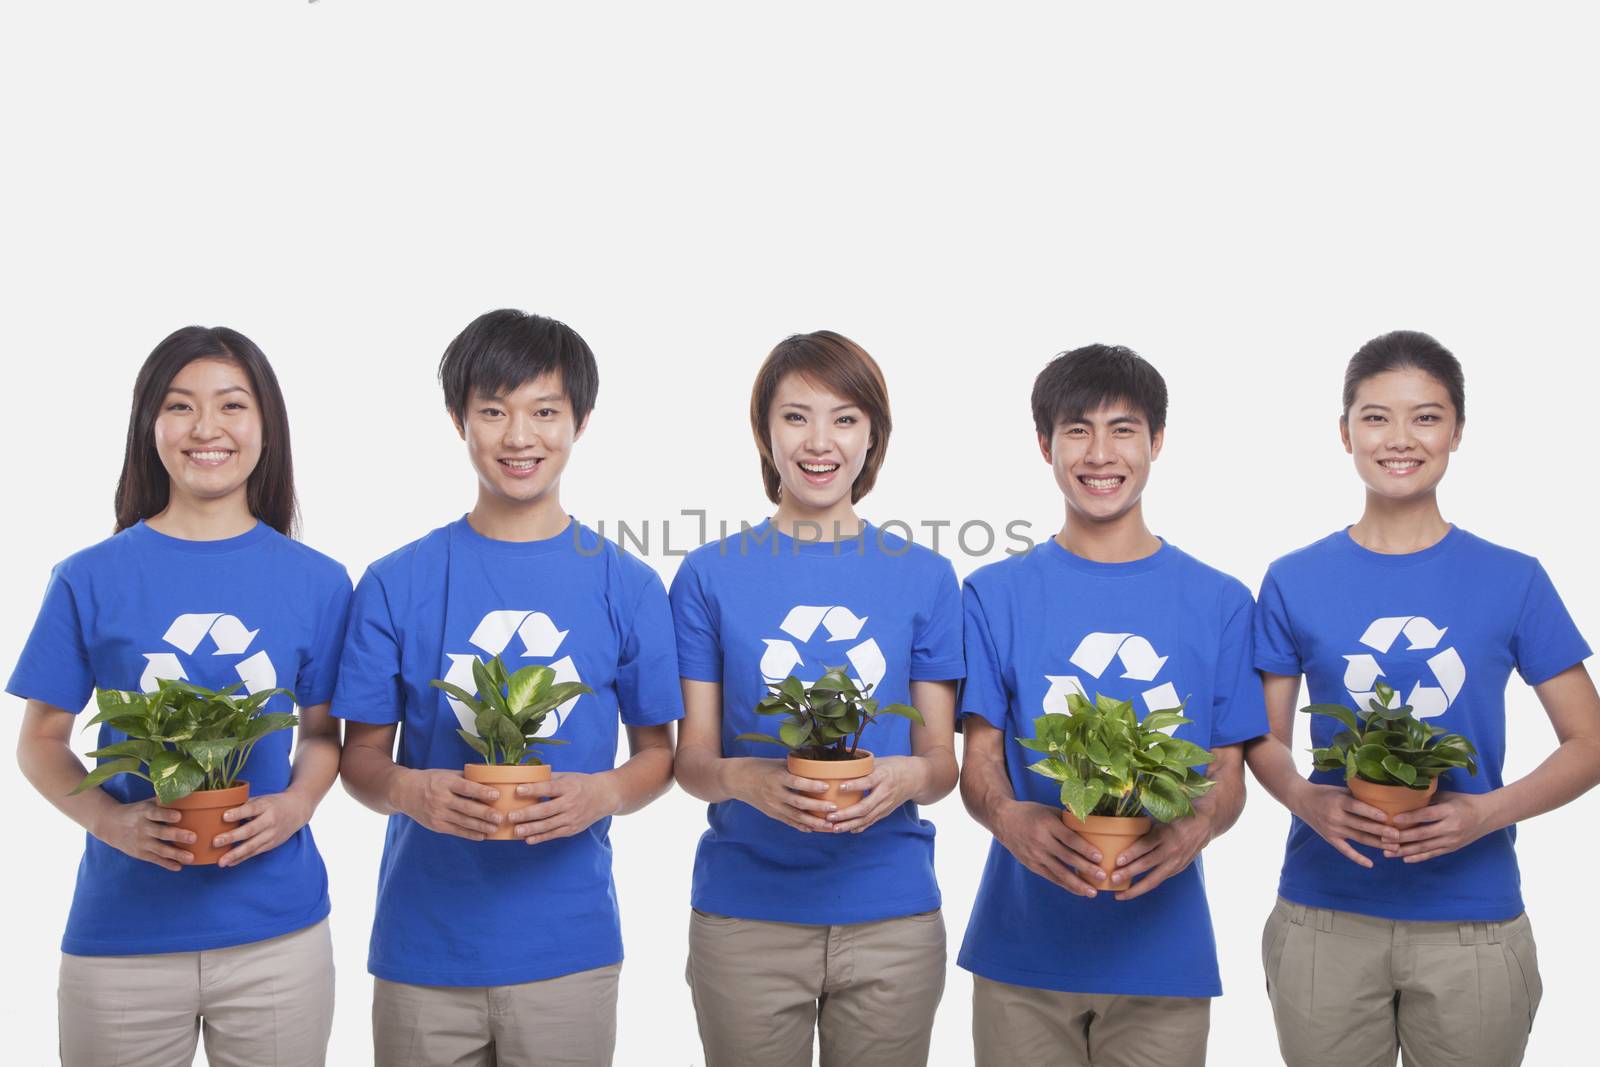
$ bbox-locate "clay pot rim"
[463,762,553,782]
[787,749,874,780]
[163,783,249,810]
[1063,811,1153,835]
[1348,775,1438,797]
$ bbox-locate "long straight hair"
[114,326,299,536]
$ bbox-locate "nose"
[191,406,222,440]
[504,413,533,449]
[805,421,831,455]
[1085,431,1115,465]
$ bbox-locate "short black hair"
[1342,330,1465,422]
[1031,344,1168,438]
[438,309,599,427]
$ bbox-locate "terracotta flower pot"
[464,762,552,840]
[787,750,875,808]
[1348,775,1437,825]
[163,783,249,866]
[1063,811,1152,887]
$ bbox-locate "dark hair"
[115,327,298,536]
[1031,344,1168,438]
[438,309,600,429]
[1342,330,1465,422]
[750,331,892,505]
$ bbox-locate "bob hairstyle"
[114,326,298,536]
[1342,330,1465,423]
[749,331,892,506]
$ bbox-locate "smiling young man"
[332,310,684,1067]
[956,344,1268,1067]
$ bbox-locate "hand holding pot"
[396,768,503,841]
[1108,811,1213,901]
[1381,791,1494,862]
[213,791,314,868]
[508,771,622,844]
[827,755,927,834]
[1296,782,1393,868]
[729,758,838,833]
[997,800,1107,898]
[93,798,195,871]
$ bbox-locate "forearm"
[17,731,118,836]
[602,745,675,816]
[1194,753,1247,841]
[1244,734,1314,818]
[910,745,958,805]
[674,744,751,804]
[960,740,1020,837]
[284,727,341,810]
[339,737,412,816]
[1482,735,1600,831]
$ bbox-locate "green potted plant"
[430,655,591,840]
[1303,680,1478,824]
[1020,692,1216,885]
[737,666,923,806]
[71,678,299,865]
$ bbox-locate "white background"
[3,3,1596,1064]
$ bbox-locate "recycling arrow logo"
[759,604,885,693]
[442,610,584,736]
[1043,631,1181,726]
[139,613,277,695]
[1342,615,1465,719]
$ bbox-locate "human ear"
[1338,415,1352,454]
[1149,428,1164,462]
[1037,432,1053,464]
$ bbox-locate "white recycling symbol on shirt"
[759,604,886,693]
[1342,616,1465,720]
[139,613,277,695]
[441,610,584,736]
[1043,632,1181,729]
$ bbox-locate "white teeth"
[502,459,539,470]
[1380,460,1421,470]
[1082,476,1123,489]
[188,451,230,462]
[800,462,839,473]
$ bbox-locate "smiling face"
[1038,401,1163,525]
[152,358,263,508]
[1341,367,1462,502]
[767,373,872,516]
[456,371,585,507]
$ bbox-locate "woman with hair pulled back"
[10,327,350,1066]
[1245,330,1600,1067]
[670,331,964,1067]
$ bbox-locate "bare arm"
[959,716,1105,897]
[211,701,342,867]
[507,721,677,845]
[17,699,195,869]
[340,720,501,840]
[828,678,959,832]
[1109,742,1246,900]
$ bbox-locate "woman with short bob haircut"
[11,326,351,1067]
[670,331,965,1067]
[1246,330,1600,1067]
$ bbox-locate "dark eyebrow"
[481,392,565,404]
[1359,403,1391,413]
[166,385,251,397]
[1062,413,1144,428]
[781,401,860,413]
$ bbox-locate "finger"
[784,775,829,794]
[218,832,274,868]
[780,808,836,832]
[1109,846,1170,885]
[449,778,502,803]
[828,795,877,821]
[835,773,881,794]
[1115,862,1174,901]
[514,798,574,827]
[1114,836,1161,867]
[1391,806,1448,828]
[1337,825,1390,849]
[1394,835,1456,857]
[830,797,894,833]
[1345,800,1393,824]
[514,781,561,799]
[1403,848,1450,863]
[1331,837,1375,868]
[222,799,264,824]
[144,806,184,824]
[522,822,578,845]
[1049,825,1103,865]
[151,824,197,846]
[1393,823,1452,846]
[152,844,194,866]
[447,797,502,824]
[145,851,183,872]
[785,792,839,815]
[215,815,272,849]
[440,809,500,835]
[440,817,491,840]
[1037,854,1100,898]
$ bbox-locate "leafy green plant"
[1304,681,1478,789]
[431,655,591,766]
[1019,692,1216,823]
[71,679,299,804]
[737,666,923,761]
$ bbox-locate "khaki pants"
[1263,897,1542,1067]
[971,974,1209,1067]
[686,908,946,1067]
[57,918,334,1067]
[372,962,621,1067]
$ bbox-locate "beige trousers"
[686,908,947,1067]
[57,918,334,1067]
[1263,897,1542,1067]
[971,974,1210,1067]
[371,961,621,1067]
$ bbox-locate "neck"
[1056,502,1161,564]
[468,488,570,542]
[146,491,258,541]
[771,498,862,542]
[1348,491,1450,554]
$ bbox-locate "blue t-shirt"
[1256,527,1591,922]
[957,538,1267,997]
[331,517,684,987]
[7,521,351,957]
[669,520,964,925]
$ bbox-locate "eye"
[479,407,505,418]
[836,414,857,425]
[165,402,192,413]
[784,412,805,423]
[223,401,248,411]
[1416,414,1439,423]
[1363,414,1386,423]
[535,408,558,418]
[1064,426,1087,437]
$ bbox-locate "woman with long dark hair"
[10,326,350,1067]
[1246,331,1600,1066]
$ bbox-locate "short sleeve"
[1211,585,1269,748]
[1511,562,1592,686]
[668,556,723,682]
[910,557,965,681]
[295,567,354,707]
[1253,568,1303,677]
[958,580,1009,729]
[330,568,404,724]
[617,566,686,726]
[6,564,95,714]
